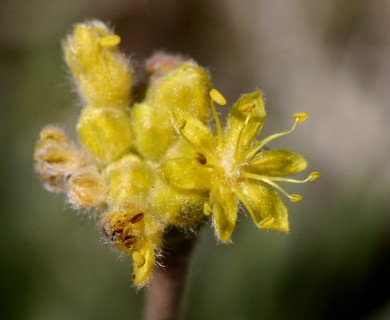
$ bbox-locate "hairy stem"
[144,229,197,320]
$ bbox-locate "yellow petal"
[213,187,238,241]
[159,158,211,190]
[77,105,133,164]
[249,150,307,176]
[224,91,266,151]
[239,180,289,232]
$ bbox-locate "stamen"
[234,188,260,227]
[264,172,321,184]
[293,112,308,123]
[129,212,144,224]
[195,152,207,165]
[132,251,146,268]
[241,172,302,202]
[246,116,301,160]
[209,89,224,146]
[203,183,219,216]
[235,114,251,160]
[239,102,255,113]
[99,35,121,48]
[290,194,303,202]
[123,234,137,248]
[170,111,208,154]
[210,88,227,106]
[258,217,276,229]
[308,172,320,181]
[203,202,212,216]
[122,224,133,236]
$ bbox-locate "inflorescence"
[34,20,319,287]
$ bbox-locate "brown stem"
[144,229,197,320]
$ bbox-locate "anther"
[195,152,207,165]
[132,251,145,268]
[290,194,303,202]
[203,202,212,216]
[239,102,255,113]
[258,217,275,228]
[123,234,137,248]
[129,212,144,224]
[209,89,227,106]
[292,112,308,123]
[99,35,121,48]
[308,172,320,181]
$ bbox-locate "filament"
[209,89,226,146]
[241,172,303,202]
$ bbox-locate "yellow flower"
[160,89,320,241]
[101,207,163,287]
[63,20,134,165]
[63,20,132,108]
[33,125,107,209]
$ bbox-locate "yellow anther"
[308,172,321,181]
[99,35,121,48]
[239,102,255,113]
[292,112,308,123]
[209,88,227,106]
[258,216,275,229]
[290,194,303,202]
[132,251,146,268]
[204,202,212,216]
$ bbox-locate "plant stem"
[144,229,197,320]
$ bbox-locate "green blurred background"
[1,0,390,319]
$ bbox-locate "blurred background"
[1,0,390,319]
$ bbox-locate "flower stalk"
[144,229,197,320]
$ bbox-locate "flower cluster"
[34,20,319,287]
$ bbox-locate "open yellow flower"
[160,89,320,241]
